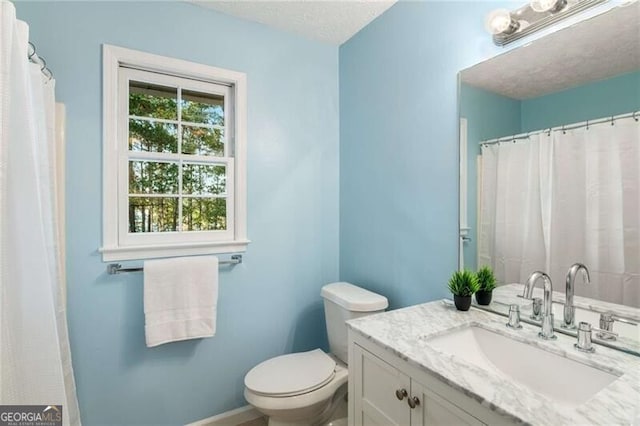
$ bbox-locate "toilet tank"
[320,282,388,364]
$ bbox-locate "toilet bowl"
[244,282,388,426]
[244,350,348,426]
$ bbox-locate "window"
[101,45,248,261]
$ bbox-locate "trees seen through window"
[127,81,227,233]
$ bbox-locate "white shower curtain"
[0,1,80,424]
[478,133,552,284]
[479,116,640,307]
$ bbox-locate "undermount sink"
[427,325,621,406]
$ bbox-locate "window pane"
[129,119,178,153]
[129,81,177,120]
[128,197,179,233]
[182,198,226,231]
[181,125,224,156]
[182,164,226,195]
[181,90,224,126]
[129,161,178,194]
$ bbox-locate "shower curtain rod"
[27,42,53,81]
[480,110,640,146]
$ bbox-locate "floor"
[237,417,268,426]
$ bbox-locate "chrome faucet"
[522,271,556,339]
[564,263,590,329]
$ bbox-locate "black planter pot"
[453,295,472,311]
[475,290,493,306]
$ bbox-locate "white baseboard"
[186,405,262,426]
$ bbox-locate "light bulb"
[485,9,519,35]
[530,0,565,12]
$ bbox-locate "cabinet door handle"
[395,389,408,400]
[407,396,420,409]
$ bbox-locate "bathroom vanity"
[347,296,640,426]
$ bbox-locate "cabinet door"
[410,380,485,426]
[352,344,411,426]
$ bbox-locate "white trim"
[103,45,120,256]
[459,118,468,231]
[185,405,262,426]
[101,44,248,262]
[476,154,483,269]
[100,239,251,262]
[459,117,468,270]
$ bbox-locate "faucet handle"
[598,311,636,340]
[574,321,619,352]
[574,322,595,353]
[506,304,522,329]
[601,311,638,326]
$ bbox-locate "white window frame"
[101,45,248,261]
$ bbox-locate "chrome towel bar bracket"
[106,254,243,275]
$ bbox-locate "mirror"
[458,3,640,309]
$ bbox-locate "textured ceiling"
[461,2,640,100]
[190,0,397,45]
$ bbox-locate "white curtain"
[479,116,640,308]
[0,2,81,424]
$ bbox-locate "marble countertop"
[347,298,640,425]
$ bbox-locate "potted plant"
[448,269,480,311]
[475,266,496,306]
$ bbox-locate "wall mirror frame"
[457,1,640,313]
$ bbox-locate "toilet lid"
[245,349,336,397]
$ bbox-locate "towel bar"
[106,254,243,275]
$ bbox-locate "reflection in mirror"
[458,3,640,308]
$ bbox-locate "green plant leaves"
[447,269,480,297]
[476,266,497,291]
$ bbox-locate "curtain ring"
[28,42,36,59]
[634,112,639,122]
[611,116,615,126]
[39,57,47,72]
[562,125,566,134]
[586,120,589,130]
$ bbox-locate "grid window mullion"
[124,70,233,236]
[177,86,183,232]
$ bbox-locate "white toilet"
[244,282,388,426]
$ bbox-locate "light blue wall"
[459,84,521,271]
[521,70,640,131]
[14,2,339,425]
[339,1,510,308]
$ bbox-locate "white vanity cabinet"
[349,331,513,426]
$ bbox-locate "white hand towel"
[144,256,218,347]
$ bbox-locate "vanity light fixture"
[486,0,605,46]
[485,9,520,35]
[530,0,567,13]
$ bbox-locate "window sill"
[100,239,250,262]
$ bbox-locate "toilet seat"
[245,349,336,397]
